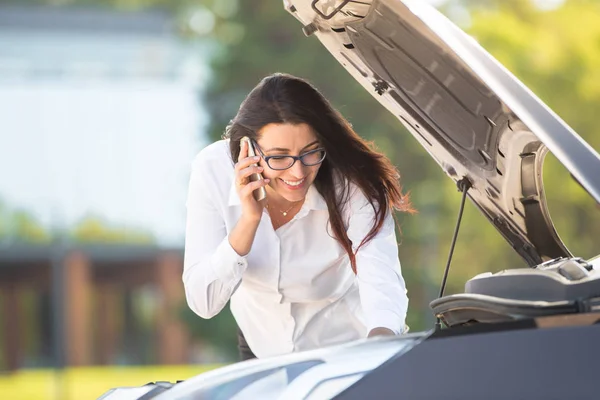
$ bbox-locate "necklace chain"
[266,200,301,217]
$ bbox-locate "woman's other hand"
[234,139,269,222]
[367,327,396,338]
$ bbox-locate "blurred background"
[0,0,599,398]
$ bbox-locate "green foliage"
[466,0,600,258]
[70,215,155,244]
[0,199,7,239]
[0,198,155,245]
[179,304,238,360]
[7,209,52,243]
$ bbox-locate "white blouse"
[183,140,408,358]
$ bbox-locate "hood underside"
[284,0,600,266]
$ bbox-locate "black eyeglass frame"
[251,139,327,171]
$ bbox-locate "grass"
[0,365,223,400]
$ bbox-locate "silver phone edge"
[241,137,267,202]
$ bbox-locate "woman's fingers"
[240,178,270,198]
[236,166,264,189]
[237,139,248,162]
[234,155,261,173]
[237,165,263,183]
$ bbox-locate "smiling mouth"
[281,178,306,187]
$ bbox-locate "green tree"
[0,199,7,239]
[179,304,238,360]
[10,210,52,243]
[70,215,155,244]
[466,0,600,259]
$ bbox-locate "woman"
[183,73,413,361]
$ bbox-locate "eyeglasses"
[252,139,327,171]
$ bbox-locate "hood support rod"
[435,176,472,330]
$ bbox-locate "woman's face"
[255,122,324,204]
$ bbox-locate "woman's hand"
[234,139,270,222]
[367,327,396,338]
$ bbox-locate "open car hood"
[284,0,600,266]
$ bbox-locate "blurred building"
[0,5,205,371]
[0,243,188,370]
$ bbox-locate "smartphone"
[241,136,267,201]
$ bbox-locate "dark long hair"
[225,73,414,273]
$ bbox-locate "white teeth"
[282,178,305,186]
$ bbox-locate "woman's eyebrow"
[264,140,320,153]
[302,140,320,150]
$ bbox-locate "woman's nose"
[289,158,306,178]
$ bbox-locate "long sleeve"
[182,154,248,319]
[347,191,409,335]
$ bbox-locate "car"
[100,0,600,398]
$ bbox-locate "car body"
[100,0,600,398]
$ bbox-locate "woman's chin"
[274,188,305,202]
[277,187,308,203]
[285,194,306,203]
